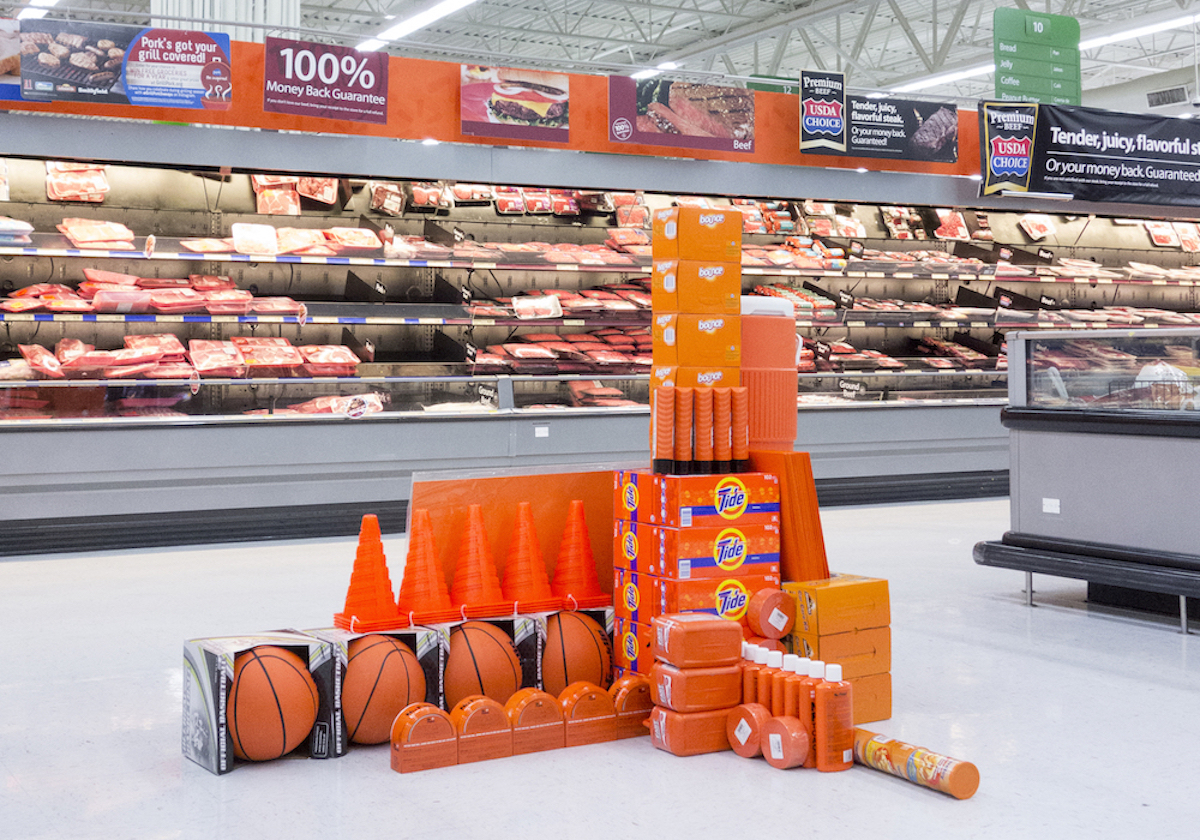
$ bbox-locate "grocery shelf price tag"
[263,36,389,125]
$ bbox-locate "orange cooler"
[740,296,798,452]
[648,706,733,756]
[614,519,781,579]
[651,613,744,668]
[651,207,743,262]
[650,662,742,712]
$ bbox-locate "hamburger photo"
[486,69,569,128]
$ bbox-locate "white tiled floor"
[4,497,1200,839]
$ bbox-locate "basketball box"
[651,314,742,367]
[613,469,781,528]
[654,574,781,624]
[306,626,443,757]
[182,630,334,775]
[787,626,891,680]
[431,616,543,704]
[613,519,781,579]
[613,567,654,624]
[525,606,614,692]
[650,365,741,390]
[614,617,654,674]
[651,207,743,262]
[783,574,890,635]
[651,259,742,314]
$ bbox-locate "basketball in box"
[784,574,890,636]
[788,626,891,680]
[614,616,654,674]
[431,616,543,708]
[650,365,741,390]
[654,574,781,624]
[651,207,743,262]
[651,259,742,315]
[614,519,780,579]
[182,630,334,775]
[305,625,443,756]
[613,469,781,528]
[613,567,655,624]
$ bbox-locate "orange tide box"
[654,574,781,624]
[652,207,743,262]
[784,574,890,635]
[788,626,891,679]
[652,259,742,314]
[613,519,781,579]
[614,470,781,528]
[650,365,740,390]
[652,314,741,367]
[613,567,655,624]
[614,617,654,674]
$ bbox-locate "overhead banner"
[799,70,846,153]
[263,37,388,125]
[19,19,231,109]
[814,97,959,163]
[461,65,570,142]
[608,76,755,154]
[980,101,1200,206]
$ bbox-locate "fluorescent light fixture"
[631,61,678,81]
[865,92,888,99]
[421,138,440,145]
[356,39,386,52]
[376,0,481,42]
[855,167,868,173]
[968,173,983,181]
[18,0,57,19]
[1079,15,1196,50]
[1178,112,1196,119]
[1000,190,1074,201]
[891,63,994,93]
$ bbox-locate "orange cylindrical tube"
[731,386,749,471]
[652,386,675,474]
[713,387,732,472]
[853,728,981,800]
[673,386,694,475]
[693,387,714,474]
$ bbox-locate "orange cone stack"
[396,508,461,625]
[502,502,564,613]
[551,499,611,609]
[450,504,511,618]
[335,514,405,631]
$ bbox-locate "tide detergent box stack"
[783,574,892,723]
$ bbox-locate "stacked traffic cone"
[551,499,611,609]
[396,508,461,625]
[502,502,563,613]
[450,504,511,619]
[335,514,404,631]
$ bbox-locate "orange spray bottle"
[798,659,824,769]
[814,663,853,772]
[772,654,799,717]
[783,655,811,718]
[742,646,767,705]
[756,649,784,709]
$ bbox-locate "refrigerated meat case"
[974,328,1200,631]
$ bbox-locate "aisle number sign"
[993,8,1081,106]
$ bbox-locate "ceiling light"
[968,173,983,181]
[356,39,386,52]
[855,167,868,173]
[373,0,481,43]
[631,61,678,81]
[891,63,994,93]
[421,138,440,145]
[1079,15,1196,50]
[18,0,57,19]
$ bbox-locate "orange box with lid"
[652,314,741,367]
[788,626,891,680]
[650,365,740,390]
[651,259,742,314]
[613,519,781,579]
[651,206,743,262]
[784,574,890,635]
[613,470,781,528]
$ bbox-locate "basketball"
[229,645,319,761]
[443,621,523,707]
[342,635,427,745]
[541,612,612,696]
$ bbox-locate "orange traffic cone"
[551,500,611,609]
[502,502,563,613]
[450,504,511,619]
[335,514,405,632]
[396,508,461,625]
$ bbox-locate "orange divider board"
[560,681,617,747]
[450,696,513,764]
[506,688,566,755]
[749,450,830,582]
[610,674,653,739]
[391,703,458,774]
[409,469,616,604]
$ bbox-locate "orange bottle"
[814,663,853,772]
[741,646,767,705]
[797,659,824,769]
[755,649,783,708]
[772,654,799,717]
[782,655,811,718]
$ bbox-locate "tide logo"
[714,476,749,519]
[713,528,748,571]
[715,579,751,620]
[622,531,639,563]
[623,582,640,613]
[622,481,639,513]
[697,318,725,333]
[622,631,640,662]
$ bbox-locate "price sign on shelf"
[263,36,390,125]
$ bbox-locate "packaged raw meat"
[19,344,65,378]
[231,223,279,256]
[368,182,406,216]
[92,288,152,313]
[933,209,969,241]
[1145,221,1181,248]
[450,183,493,204]
[179,238,235,253]
[0,298,44,312]
[47,169,109,202]
[144,362,197,379]
[125,333,187,361]
[135,276,191,289]
[82,268,139,286]
[150,288,206,313]
[552,195,580,216]
[108,346,166,366]
[250,174,299,192]
[275,227,327,254]
[615,205,650,229]
[231,337,302,376]
[298,344,360,376]
[43,299,94,313]
[495,194,526,214]
[287,393,386,415]
[803,201,837,216]
[188,274,236,292]
[58,218,134,243]
[256,187,301,216]
[1018,214,1057,241]
[187,340,247,377]
[11,283,75,298]
[512,295,563,319]
[410,182,450,209]
[55,338,92,363]
[522,189,554,214]
[324,227,382,250]
[203,289,254,315]
[0,217,33,236]
[297,177,338,205]
[61,350,120,375]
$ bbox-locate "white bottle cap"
[782,654,800,672]
[767,650,784,669]
[753,646,770,665]
[825,663,843,682]
[809,660,825,679]
[741,641,750,660]
[793,656,811,675]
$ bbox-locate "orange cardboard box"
[850,672,892,724]
[654,574,781,624]
[651,259,741,314]
[652,314,741,367]
[650,365,740,390]
[784,574,890,635]
[613,567,655,624]
[652,207,743,262]
[614,617,654,674]
[613,519,781,579]
[788,626,891,679]
[613,469,781,528]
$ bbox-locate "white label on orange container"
[734,718,752,745]
[660,674,672,706]
[769,733,784,760]
[767,607,789,632]
[842,748,853,762]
